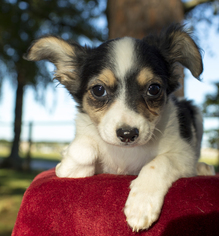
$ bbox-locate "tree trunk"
[107,0,184,96]
[24,121,33,171]
[0,70,25,169]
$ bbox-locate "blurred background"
[0,0,219,235]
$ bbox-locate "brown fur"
[82,92,115,125]
[136,68,154,87]
[97,69,117,88]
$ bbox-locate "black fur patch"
[75,41,115,108]
[173,97,197,141]
[136,39,170,82]
[125,68,166,117]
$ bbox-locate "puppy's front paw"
[56,140,97,178]
[124,179,163,232]
[55,161,95,178]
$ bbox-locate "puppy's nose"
[116,127,139,143]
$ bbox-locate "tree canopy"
[0,0,107,93]
[203,83,219,117]
[203,82,219,153]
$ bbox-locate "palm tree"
[0,0,106,169]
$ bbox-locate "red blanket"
[12,169,219,236]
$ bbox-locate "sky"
[0,10,219,146]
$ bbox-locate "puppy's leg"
[124,154,194,232]
[56,137,98,178]
[196,162,215,176]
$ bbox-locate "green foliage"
[203,82,219,149]
[203,82,219,117]
[0,0,107,93]
[205,129,219,149]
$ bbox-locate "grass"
[29,152,61,160]
[0,146,61,161]
[200,149,219,172]
[0,169,40,236]
[0,148,60,236]
[199,156,219,172]
[200,156,219,166]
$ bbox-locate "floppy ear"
[23,36,86,94]
[159,24,203,79]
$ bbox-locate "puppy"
[24,24,215,232]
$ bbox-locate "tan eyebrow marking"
[137,68,154,87]
[98,69,117,87]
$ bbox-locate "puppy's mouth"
[117,139,139,147]
[117,133,152,147]
[99,127,152,147]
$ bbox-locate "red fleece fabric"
[12,169,219,236]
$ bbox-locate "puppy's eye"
[92,85,107,97]
[147,84,161,96]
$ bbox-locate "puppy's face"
[24,25,203,146]
[82,38,167,146]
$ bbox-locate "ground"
[0,169,39,236]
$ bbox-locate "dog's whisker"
[151,133,157,143]
[86,123,94,127]
[154,127,163,136]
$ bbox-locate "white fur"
[55,98,205,230]
[112,37,136,79]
